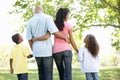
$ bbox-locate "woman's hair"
[84,34,99,57]
[54,8,70,31]
[12,33,20,44]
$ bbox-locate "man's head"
[12,33,23,44]
[34,6,43,14]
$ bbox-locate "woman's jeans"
[53,50,72,80]
[85,72,99,80]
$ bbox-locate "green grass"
[0,68,120,80]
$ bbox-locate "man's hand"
[65,37,70,43]
[54,31,70,43]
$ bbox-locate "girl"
[78,34,99,80]
[53,8,78,80]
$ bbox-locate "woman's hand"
[32,38,36,42]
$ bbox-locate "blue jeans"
[17,73,28,80]
[35,56,53,80]
[85,72,99,80]
[53,50,72,80]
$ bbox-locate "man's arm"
[53,31,69,43]
[10,59,13,74]
[32,32,50,42]
[28,40,33,50]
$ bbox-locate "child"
[78,34,99,80]
[10,33,33,80]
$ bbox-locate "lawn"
[0,68,120,80]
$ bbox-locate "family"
[9,6,99,80]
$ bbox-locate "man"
[26,6,68,80]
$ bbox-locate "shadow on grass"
[0,68,120,80]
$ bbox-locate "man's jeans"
[85,72,99,80]
[35,56,53,80]
[17,73,28,80]
[53,50,72,80]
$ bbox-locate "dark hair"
[55,8,70,31]
[12,33,20,44]
[84,34,99,57]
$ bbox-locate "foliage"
[110,54,119,66]
[0,45,11,67]
[111,28,120,50]
[10,0,120,50]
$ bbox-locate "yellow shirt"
[10,44,31,74]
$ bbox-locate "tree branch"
[73,24,120,31]
[102,0,119,10]
[88,24,120,28]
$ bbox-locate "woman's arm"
[32,32,51,42]
[69,29,78,53]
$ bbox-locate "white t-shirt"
[78,46,99,72]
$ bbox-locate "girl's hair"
[54,8,70,31]
[84,34,99,57]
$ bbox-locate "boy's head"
[12,33,23,44]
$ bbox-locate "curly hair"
[54,8,70,31]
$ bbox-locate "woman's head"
[84,34,99,57]
[55,8,70,31]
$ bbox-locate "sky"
[0,0,115,55]
[0,0,17,45]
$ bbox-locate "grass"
[0,68,120,80]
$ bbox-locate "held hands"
[27,54,33,58]
[76,49,79,53]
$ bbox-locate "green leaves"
[111,28,120,50]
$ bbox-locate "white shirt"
[78,46,99,72]
[26,12,58,57]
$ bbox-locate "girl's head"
[55,8,70,31]
[84,34,99,57]
[12,33,23,44]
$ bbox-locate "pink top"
[53,21,72,53]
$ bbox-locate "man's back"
[26,12,58,57]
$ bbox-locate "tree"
[10,0,120,50]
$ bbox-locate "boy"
[10,33,33,80]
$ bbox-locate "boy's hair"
[84,34,99,57]
[12,33,20,44]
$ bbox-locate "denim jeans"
[53,50,72,80]
[85,72,99,80]
[17,73,28,80]
[35,56,53,80]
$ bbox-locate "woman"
[53,8,78,80]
